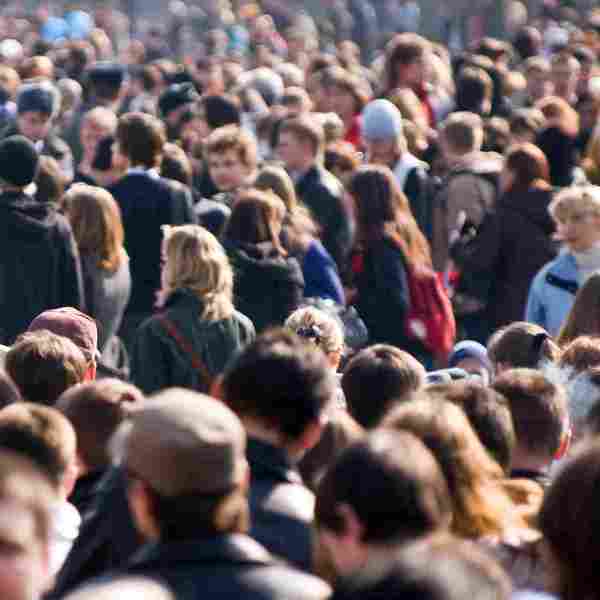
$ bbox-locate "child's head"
[204,125,258,193]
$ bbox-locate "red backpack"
[404,264,456,361]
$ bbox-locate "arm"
[131,321,172,395]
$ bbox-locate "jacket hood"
[0,191,63,239]
[500,187,556,236]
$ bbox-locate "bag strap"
[157,315,212,387]
[545,273,579,296]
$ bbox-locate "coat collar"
[247,437,303,486]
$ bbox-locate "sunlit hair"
[285,306,344,356]
[558,274,600,346]
[159,225,234,322]
[63,183,125,273]
[504,143,550,192]
[535,95,579,137]
[384,397,521,539]
[549,185,600,223]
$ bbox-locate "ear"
[127,479,161,541]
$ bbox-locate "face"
[17,111,51,142]
[527,70,552,100]
[552,66,579,100]
[331,85,357,120]
[555,209,600,253]
[395,56,426,89]
[276,131,306,172]
[80,118,113,160]
[208,148,252,193]
[363,138,398,168]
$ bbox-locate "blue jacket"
[525,252,579,336]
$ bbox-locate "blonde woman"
[131,225,255,394]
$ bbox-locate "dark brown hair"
[559,336,600,374]
[504,143,550,192]
[557,273,600,346]
[278,115,324,157]
[116,112,166,168]
[385,33,428,91]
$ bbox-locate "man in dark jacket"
[277,115,354,275]
[109,112,196,350]
[222,329,337,572]
[93,388,330,600]
[0,135,84,345]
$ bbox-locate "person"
[0,404,81,576]
[63,578,175,600]
[557,272,600,346]
[276,114,354,273]
[0,135,84,345]
[221,328,337,571]
[512,57,552,108]
[0,372,21,407]
[108,112,196,350]
[35,156,66,206]
[447,341,493,384]
[341,344,425,429]
[347,165,432,358]
[314,429,452,582]
[62,185,131,373]
[526,186,600,336]
[106,388,331,599]
[224,190,304,332]
[451,143,557,332]
[5,331,87,406]
[550,52,580,105]
[157,82,199,141]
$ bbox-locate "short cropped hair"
[116,112,166,169]
[550,185,600,223]
[440,112,484,155]
[222,329,336,441]
[204,124,258,170]
[278,115,325,157]
[6,331,87,406]
[492,368,567,459]
[455,67,493,113]
[342,345,425,429]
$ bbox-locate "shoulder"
[232,310,256,335]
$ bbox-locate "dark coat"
[225,240,304,333]
[296,165,354,273]
[0,191,84,344]
[247,438,316,572]
[131,289,255,395]
[120,534,330,600]
[452,187,557,330]
[109,172,196,316]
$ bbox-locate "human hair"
[63,183,125,273]
[455,67,493,114]
[0,371,21,408]
[35,156,66,205]
[559,336,600,374]
[222,328,336,441]
[509,108,546,138]
[326,66,370,114]
[57,379,143,473]
[487,322,560,370]
[5,331,87,406]
[198,94,241,129]
[348,165,432,267]
[550,51,581,73]
[225,189,287,256]
[285,306,344,357]
[524,56,550,75]
[0,403,76,490]
[558,274,600,346]
[538,440,600,600]
[159,224,234,322]
[549,185,600,223]
[160,143,192,187]
[342,344,425,429]
[389,87,429,131]
[427,381,515,474]
[384,33,428,91]
[315,429,451,543]
[492,368,567,459]
[504,143,550,192]
[204,124,258,170]
[535,95,579,137]
[81,106,118,134]
[254,164,298,212]
[440,112,484,155]
[116,112,166,169]
[384,398,519,539]
[278,114,325,158]
[324,141,361,182]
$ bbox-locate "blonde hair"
[159,225,234,322]
[549,185,600,223]
[285,307,344,356]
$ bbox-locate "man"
[277,115,354,273]
[109,112,196,349]
[108,388,330,599]
[157,82,199,141]
[221,328,337,571]
[551,52,580,105]
[0,135,84,345]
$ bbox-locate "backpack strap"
[157,315,212,388]
[545,273,579,295]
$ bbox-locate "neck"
[242,419,302,460]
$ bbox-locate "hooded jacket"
[225,240,305,333]
[0,190,84,344]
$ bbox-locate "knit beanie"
[0,135,40,187]
[17,83,59,117]
[361,99,403,141]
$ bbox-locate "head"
[276,115,324,173]
[315,429,451,579]
[550,52,581,101]
[34,156,66,205]
[439,112,484,162]
[324,141,361,186]
[559,336,600,374]
[114,112,166,170]
[558,274,600,346]
[0,372,21,409]
[361,99,406,168]
[455,67,493,116]
[0,135,39,191]
[159,224,234,322]
[114,389,248,543]
[385,33,429,91]
[85,63,125,104]
[447,341,493,384]
[160,143,192,187]
[326,67,370,121]
[524,56,552,101]
[57,379,143,476]
[501,143,550,193]
[221,328,336,457]
[16,82,60,142]
[342,344,425,429]
[5,332,87,406]
[79,107,117,164]
[254,165,297,212]
[158,82,198,126]
[204,125,257,193]
[509,108,546,145]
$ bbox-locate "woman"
[557,272,600,346]
[347,165,431,358]
[62,184,131,370]
[255,166,345,305]
[582,124,600,186]
[451,143,557,332]
[131,224,255,394]
[224,189,305,332]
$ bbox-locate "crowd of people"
[3,0,600,599]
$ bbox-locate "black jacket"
[0,191,84,344]
[296,165,354,273]
[247,438,315,572]
[121,534,330,600]
[109,172,196,315]
[225,240,304,333]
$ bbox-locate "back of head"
[558,273,600,346]
[559,336,600,374]
[116,112,165,169]
[440,112,484,156]
[342,344,425,429]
